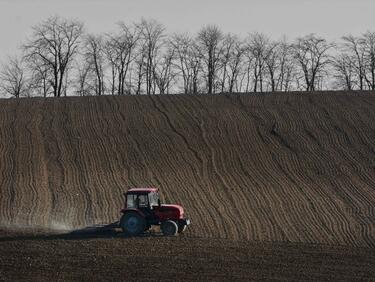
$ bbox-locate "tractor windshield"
[149,192,159,207]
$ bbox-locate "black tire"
[178,224,187,233]
[120,212,146,236]
[161,220,178,236]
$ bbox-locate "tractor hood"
[161,204,184,213]
[154,204,185,220]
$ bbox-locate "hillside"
[1,91,375,245]
[0,91,375,280]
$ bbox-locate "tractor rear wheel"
[161,220,178,236]
[120,212,146,236]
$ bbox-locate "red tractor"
[119,188,190,236]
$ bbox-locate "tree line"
[1,16,375,98]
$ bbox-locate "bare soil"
[0,91,375,280]
[0,229,374,281]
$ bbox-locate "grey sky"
[1,0,375,61]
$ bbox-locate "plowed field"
[1,91,375,280]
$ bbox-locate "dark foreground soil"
[0,229,374,281]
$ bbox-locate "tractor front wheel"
[161,220,178,236]
[120,212,146,236]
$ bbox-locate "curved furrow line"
[100,97,141,221]
[38,99,58,226]
[218,122,272,240]
[6,100,21,225]
[151,96,204,166]
[254,100,355,244]
[87,96,134,224]
[278,105,369,245]
[83,96,133,224]
[189,96,263,240]
[61,98,94,227]
[270,153,337,244]
[227,94,325,243]
[304,95,375,245]
[263,125,344,243]
[268,107,354,244]
[0,101,16,225]
[197,118,243,239]
[317,180,361,247]
[41,99,74,227]
[48,99,81,227]
[295,153,361,244]
[336,107,375,198]
[335,174,375,245]
[32,100,53,228]
[11,99,39,226]
[65,100,89,224]
[92,96,132,223]
[148,95,229,238]
[90,97,123,223]
[175,95,250,239]
[21,100,51,226]
[312,100,375,210]
[248,119,314,241]
[170,95,243,238]
[228,118,294,242]
[227,100,304,241]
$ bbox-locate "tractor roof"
[127,188,159,194]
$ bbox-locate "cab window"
[127,193,150,208]
[148,192,159,207]
[126,194,137,208]
[138,194,148,207]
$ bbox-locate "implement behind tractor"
[119,188,190,236]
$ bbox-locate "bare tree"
[219,33,238,93]
[83,34,106,95]
[264,38,296,92]
[276,39,296,92]
[154,43,176,94]
[293,34,333,91]
[341,35,366,90]
[0,56,29,98]
[8,16,375,98]
[170,33,203,94]
[132,43,148,95]
[104,38,118,95]
[75,60,91,96]
[197,25,223,94]
[243,46,255,93]
[246,33,273,93]
[264,41,280,92]
[361,31,375,90]
[23,16,84,97]
[27,56,52,97]
[332,53,356,90]
[136,19,165,95]
[209,34,245,93]
[170,33,194,94]
[226,38,245,93]
[105,23,140,95]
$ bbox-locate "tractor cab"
[125,188,160,210]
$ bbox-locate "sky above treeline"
[0,0,375,62]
